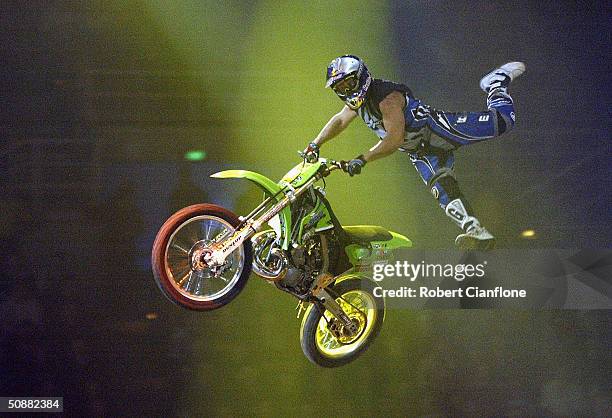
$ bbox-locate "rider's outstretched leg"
[406,61,525,146]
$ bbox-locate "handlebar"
[297,150,348,175]
[322,159,347,174]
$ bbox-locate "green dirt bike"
[151,156,412,367]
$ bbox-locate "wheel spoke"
[177,271,191,286]
[172,265,191,279]
[323,332,337,349]
[204,220,212,240]
[194,272,205,295]
[171,242,190,254]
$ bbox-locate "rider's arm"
[312,105,357,147]
[362,91,406,163]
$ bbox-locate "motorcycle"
[151,155,412,367]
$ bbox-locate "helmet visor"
[331,74,359,94]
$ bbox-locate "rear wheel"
[151,204,252,311]
[300,278,385,367]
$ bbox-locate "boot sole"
[455,236,497,251]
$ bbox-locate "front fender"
[210,169,292,250]
[211,170,282,196]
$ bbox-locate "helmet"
[325,55,372,110]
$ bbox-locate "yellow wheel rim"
[314,289,377,358]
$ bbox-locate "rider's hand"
[303,142,319,163]
[346,155,367,176]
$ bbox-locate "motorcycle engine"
[251,230,329,296]
[282,238,327,292]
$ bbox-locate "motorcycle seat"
[343,225,393,244]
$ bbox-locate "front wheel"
[151,204,252,311]
[300,278,385,367]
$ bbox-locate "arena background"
[1,1,610,416]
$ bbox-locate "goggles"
[332,74,359,94]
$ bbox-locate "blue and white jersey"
[357,78,513,151]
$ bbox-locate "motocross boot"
[480,61,525,107]
[479,61,525,93]
[445,198,496,250]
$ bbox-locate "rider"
[305,55,525,250]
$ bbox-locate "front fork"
[317,289,360,336]
[297,272,359,336]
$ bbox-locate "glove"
[303,142,319,163]
[346,155,367,176]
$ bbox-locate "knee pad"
[493,105,515,135]
[438,175,461,201]
[427,167,461,206]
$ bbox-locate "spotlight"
[521,229,536,238]
[184,150,207,161]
